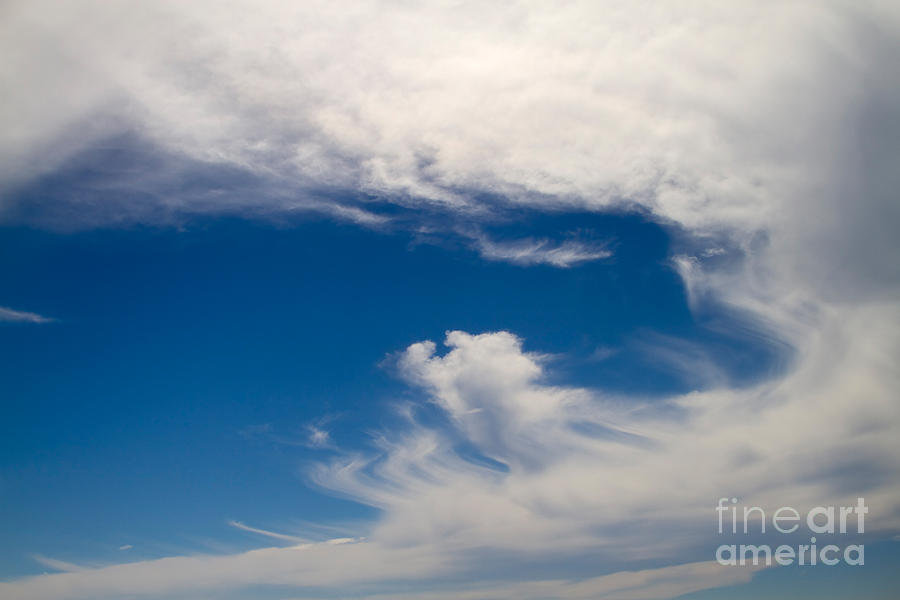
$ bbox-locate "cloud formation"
[2,0,899,598]
[6,322,897,598]
[1,1,895,236]
[315,327,900,556]
[2,0,897,282]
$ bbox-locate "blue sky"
[2,1,900,599]
[0,214,777,572]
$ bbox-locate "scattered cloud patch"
[587,346,618,363]
[306,426,331,448]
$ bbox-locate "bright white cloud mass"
[1,0,899,598]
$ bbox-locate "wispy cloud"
[475,237,612,268]
[0,306,54,323]
[239,417,337,449]
[313,328,900,559]
[30,556,86,574]
[305,425,332,448]
[227,521,306,544]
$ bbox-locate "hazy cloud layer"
[0,545,759,600]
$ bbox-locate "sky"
[1,1,900,599]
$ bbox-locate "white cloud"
[1,0,896,242]
[475,237,611,267]
[0,306,54,323]
[0,540,444,600]
[315,327,900,558]
[306,426,332,448]
[1,1,897,285]
[227,521,306,544]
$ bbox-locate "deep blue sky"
[0,213,784,578]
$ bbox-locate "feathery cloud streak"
[0,306,53,323]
